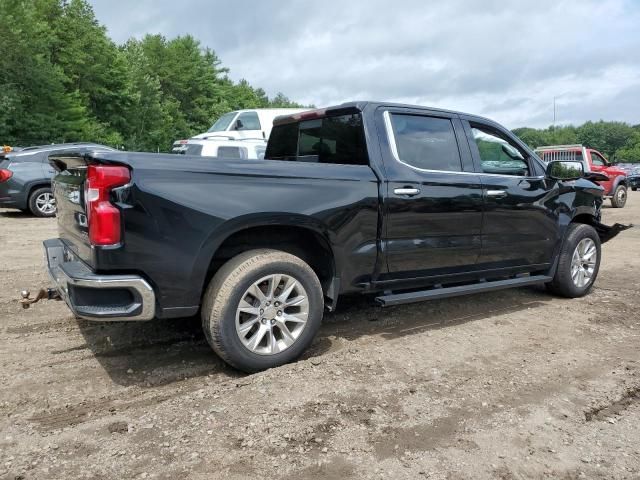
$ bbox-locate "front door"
[378,109,484,280]
[463,120,558,270]
[588,151,614,194]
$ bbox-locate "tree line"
[2,0,639,160]
[513,122,640,163]
[0,0,305,152]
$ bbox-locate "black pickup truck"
[38,101,628,372]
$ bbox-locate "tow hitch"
[19,288,61,309]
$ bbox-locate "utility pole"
[553,96,556,127]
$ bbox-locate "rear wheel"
[610,185,627,208]
[28,187,56,217]
[546,224,600,298]
[201,249,324,372]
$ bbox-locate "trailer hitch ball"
[19,288,61,309]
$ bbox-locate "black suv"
[0,143,114,217]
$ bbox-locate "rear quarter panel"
[92,156,380,311]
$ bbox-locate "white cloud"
[89,0,640,128]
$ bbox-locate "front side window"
[590,152,606,166]
[471,126,530,176]
[265,114,368,166]
[207,111,237,132]
[234,112,261,131]
[389,114,462,172]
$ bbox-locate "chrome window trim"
[383,110,545,180]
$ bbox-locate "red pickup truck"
[535,145,628,208]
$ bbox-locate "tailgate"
[49,154,94,267]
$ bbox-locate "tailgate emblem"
[67,190,80,204]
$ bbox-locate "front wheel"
[611,185,627,208]
[546,224,601,298]
[201,249,324,373]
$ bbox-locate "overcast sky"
[89,0,640,128]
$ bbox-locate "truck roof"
[272,101,498,126]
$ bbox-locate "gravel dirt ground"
[1,196,639,480]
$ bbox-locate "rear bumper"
[44,238,156,321]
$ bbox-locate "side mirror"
[233,119,244,131]
[546,160,584,180]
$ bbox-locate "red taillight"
[85,165,130,246]
[0,169,12,182]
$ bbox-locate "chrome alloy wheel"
[35,192,56,215]
[571,238,597,288]
[235,274,309,355]
[616,187,626,204]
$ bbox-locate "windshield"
[207,112,237,133]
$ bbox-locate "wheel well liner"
[571,213,632,243]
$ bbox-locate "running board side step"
[375,275,552,307]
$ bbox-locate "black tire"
[546,223,601,298]
[610,185,627,208]
[201,249,324,373]
[632,187,637,191]
[28,187,56,217]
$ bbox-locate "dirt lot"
[1,197,639,480]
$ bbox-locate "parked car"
[0,143,115,217]
[36,101,629,372]
[172,108,308,153]
[535,145,629,208]
[179,138,267,159]
[628,167,640,191]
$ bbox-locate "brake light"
[0,169,12,182]
[85,165,130,246]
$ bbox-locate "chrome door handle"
[393,187,420,196]
[486,189,507,198]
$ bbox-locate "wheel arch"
[26,181,53,200]
[613,176,628,189]
[194,216,339,310]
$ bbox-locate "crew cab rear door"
[375,107,484,281]
[461,118,557,269]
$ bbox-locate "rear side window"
[389,114,462,172]
[265,114,368,166]
[234,112,261,131]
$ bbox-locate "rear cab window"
[265,113,368,166]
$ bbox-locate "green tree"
[0,0,306,150]
[576,121,635,158]
[615,132,640,163]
